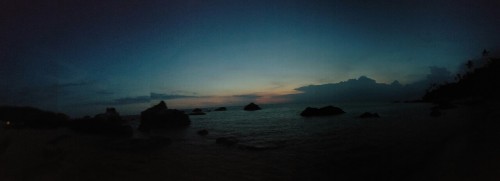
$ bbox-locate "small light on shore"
[6,121,10,126]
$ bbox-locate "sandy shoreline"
[1,103,499,181]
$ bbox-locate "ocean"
[125,102,465,180]
[136,102,433,148]
[1,102,474,181]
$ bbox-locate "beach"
[1,102,499,181]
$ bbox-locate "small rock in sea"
[189,108,206,115]
[300,106,345,117]
[244,103,261,111]
[214,107,227,111]
[216,137,239,146]
[197,129,209,136]
[359,112,380,118]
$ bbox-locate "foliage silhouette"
[423,50,500,103]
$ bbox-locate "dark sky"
[1,0,499,117]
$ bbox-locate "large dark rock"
[300,106,345,117]
[70,108,133,137]
[189,108,206,115]
[214,107,227,111]
[359,112,380,118]
[0,106,69,129]
[244,103,261,111]
[138,101,190,131]
[94,108,124,123]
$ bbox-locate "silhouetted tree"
[423,49,500,102]
[466,60,473,70]
[455,73,461,81]
[482,49,490,57]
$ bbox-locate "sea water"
[128,102,463,180]
[166,102,432,147]
[0,102,475,180]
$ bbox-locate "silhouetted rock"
[138,101,190,132]
[214,107,227,111]
[300,106,345,117]
[0,106,69,129]
[244,103,261,111]
[189,108,206,115]
[197,129,209,136]
[359,112,380,118]
[216,137,239,146]
[70,108,133,137]
[94,107,124,123]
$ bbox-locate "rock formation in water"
[359,112,380,118]
[189,108,206,115]
[300,106,345,117]
[214,107,227,111]
[70,107,132,136]
[244,103,261,111]
[138,101,190,131]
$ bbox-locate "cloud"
[111,96,151,105]
[232,94,261,99]
[97,93,198,105]
[283,76,406,102]
[231,94,264,103]
[426,66,452,84]
[150,93,196,100]
[95,90,114,95]
[282,67,453,103]
[53,80,94,88]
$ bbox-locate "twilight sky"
[1,0,499,117]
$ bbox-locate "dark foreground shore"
[0,103,499,181]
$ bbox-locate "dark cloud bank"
[96,93,196,105]
[281,67,452,103]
